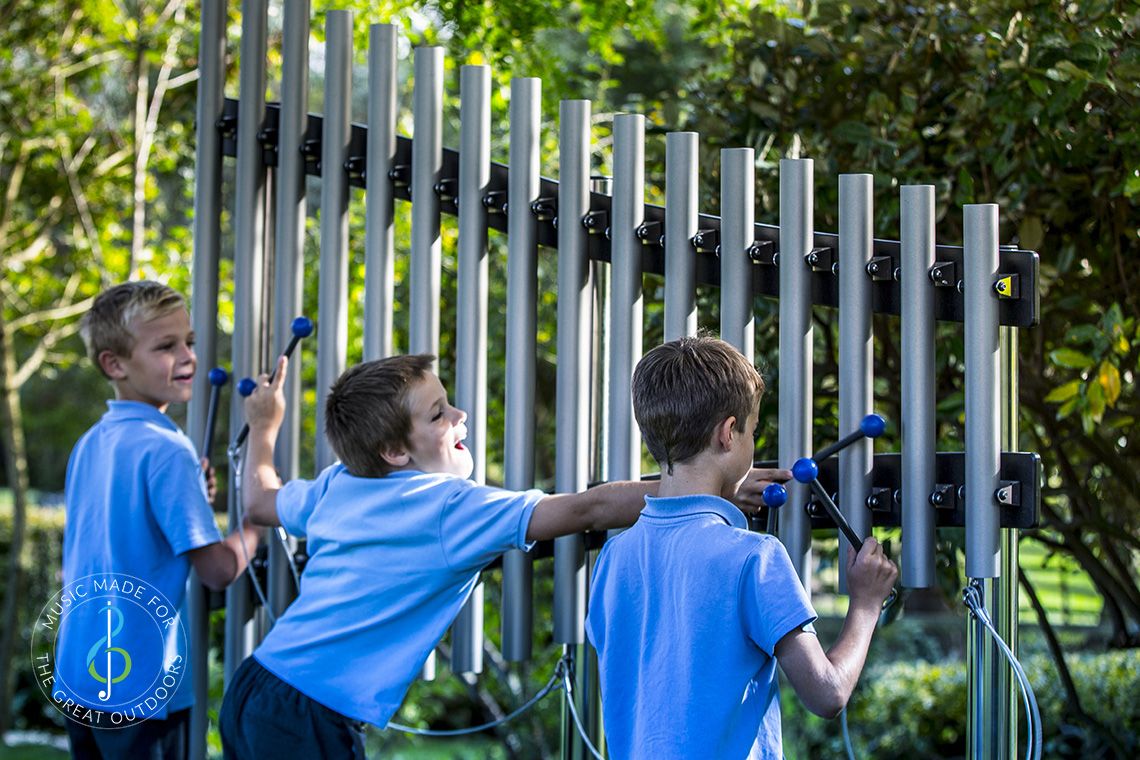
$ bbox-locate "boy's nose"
[454,407,468,426]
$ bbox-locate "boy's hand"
[846,537,898,612]
[244,355,288,436]
[201,457,218,505]
[731,467,791,516]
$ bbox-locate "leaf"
[1044,380,1081,404]
[1048,348,1095,370]
[1097,361,1121,406]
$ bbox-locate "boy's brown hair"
[632,336,765,475]
[325,354,436,477]
[80,281,187,379]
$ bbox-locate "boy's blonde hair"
[632,336,765,475]
[80,281,187,378]
[325,355,436,478]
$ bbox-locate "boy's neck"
[112,384,170,414]
[656,459,741,502]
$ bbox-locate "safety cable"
[562,658,606,760]
[840,707,856,760]
[387,657,564,737]
[227,444,277,626]
[962,582,1042,760]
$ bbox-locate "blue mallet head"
[762,483,787,508]
[792,457,819,484]
[208,367,229,387]
[237,377,257,397]
[860,413,886,438]
[291,316,314,338]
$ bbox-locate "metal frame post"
[720,148,755,361]
[664,133,698,341]
[364,23,398,361]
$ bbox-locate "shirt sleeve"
[739,536,818,655]
[437,481,545,571]
[276,463,345,537]
[148,444,223,556]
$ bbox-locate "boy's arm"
[525,480,658,542]
[774,538,898,718]
[241,355,287,527]
[187,522,261,592]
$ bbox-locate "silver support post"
[997,326,1020,758]
[900,185,937,589]
[720,148,755,361]
[410,44,443,681]
[225,0,269,684]
[187,2,225,756]
[555,99,594,760]
[964,203,1009,759]
[778,158,814,587]
[450,63,491,676]
[608,114,645,493]
[364,23,398,361]
[314,10,352,474]
[502,77,541,663]
[837,174,874,594]
[664,133,698,341]
[267,0,310,622]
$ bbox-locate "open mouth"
[454,426,468,450]
[173,374,194,383]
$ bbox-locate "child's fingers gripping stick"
[244,356,289,434]
[846,537,899,609]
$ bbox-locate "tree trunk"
[0,322,30,738]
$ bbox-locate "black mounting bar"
[220,98,1040,327]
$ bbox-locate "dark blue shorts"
[65,707,189,760]
[220,656,367,760]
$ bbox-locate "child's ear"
[98,350,128,380]
[380,446,410,468]
[714,416,737,451]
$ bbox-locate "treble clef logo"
[85,601,131,701]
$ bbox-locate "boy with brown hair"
[586,336,898,759]
[58,281,260,759]
[219,353,785,757]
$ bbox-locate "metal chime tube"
[720,148,755,361]
[502,77,541,662]
[900,184,938,589]
[225,0,269,683]
[837,174,874,594]
[777,158,814,588]
[664,133,698,341]
[364,23,398,361]
[450,63,491,675]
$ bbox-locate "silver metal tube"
[607,114,645,488]
[410,45,444,682]
[554,99,592,645]
[225,0,269,683]
[964,204,1000,578]
[364,23,398,361]
[267,0,310,622]
[501,77,541,662]
[188,3,225,755]
[995,327,1020,757]
[900,185,937,588]
[777,158,814,587]
[409,47,443,358]
[450,64,491,676]
[837,174,874,595]
[720,147,754,360]
[314,10,352,473]
[664,133,698,341]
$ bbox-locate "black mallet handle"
[807,478,864,551]
[232,316,313,450]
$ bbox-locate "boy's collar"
[641,494,747,530]
[104,400,177,428]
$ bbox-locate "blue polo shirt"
[253,465,543,726]
[586,494,816,760]
[58,401,221,717]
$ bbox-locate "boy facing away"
[585,336,898,760]
[59,281,260,760]
[220,353,786,758]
